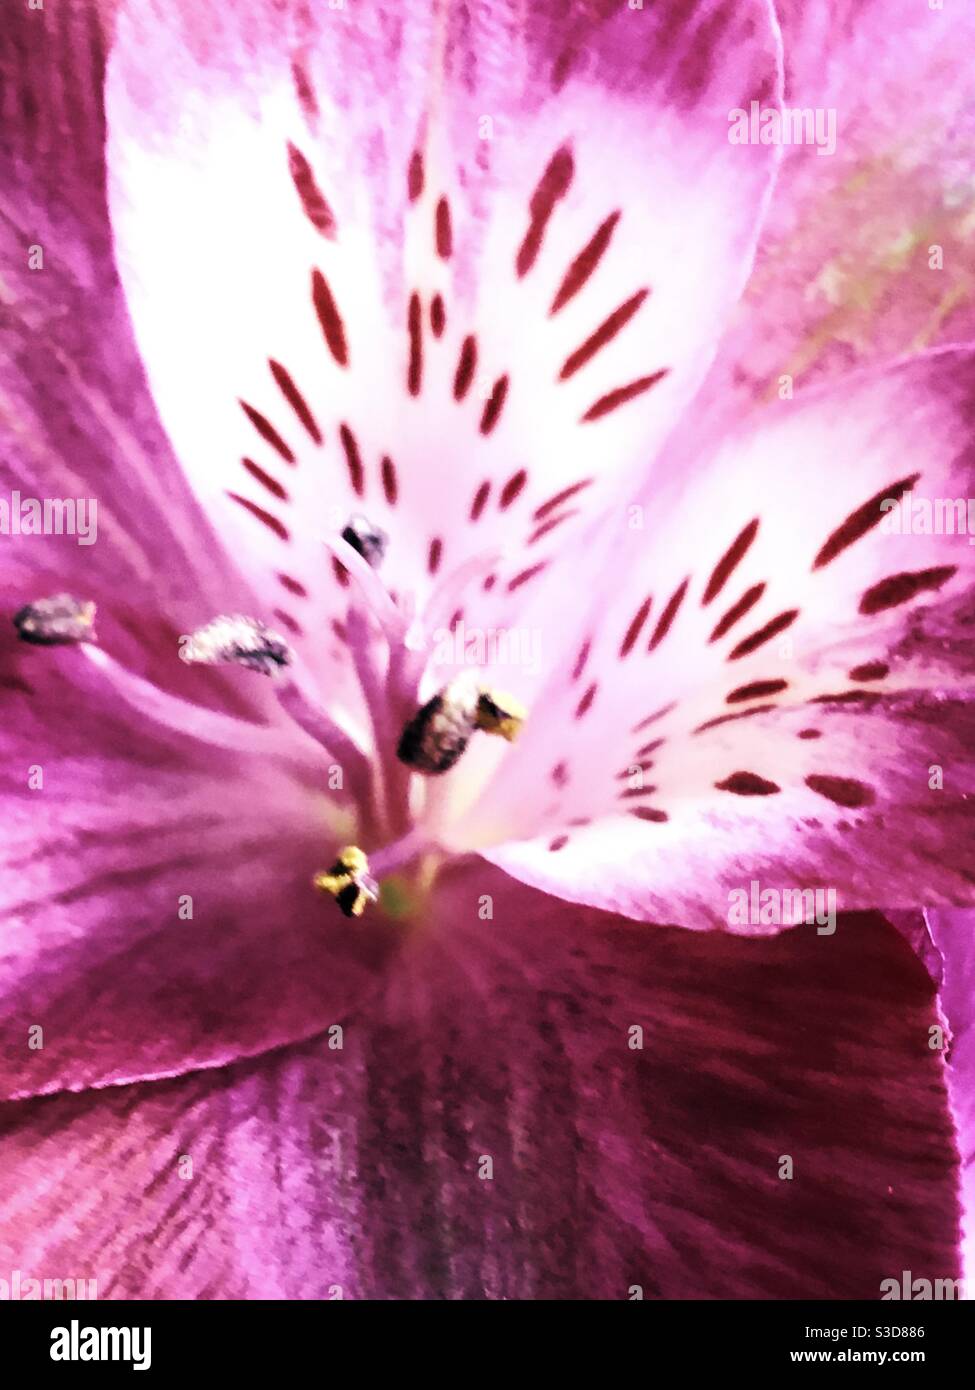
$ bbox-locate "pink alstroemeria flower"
[0,0,973,1299]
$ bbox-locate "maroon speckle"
[848,660,889,682]
[574,682,597,719]
[287,142,337,238]
[560,289,648,381]
[482,574,497,592]
[581,370,669,423]
[311,269,349,366]
[548,834,570,852]
[534,479,593,521]
[428,537,443,575]
[239,401,295,464]
[499,469,527,509]
[227,492,289,541]
[407,292,423,397]
[703,519,759,606]
[430,294,446,338]
[631,807,669,823]
[693,704,777,735]
[859,567,956,616]
[241,457,288,501]
[435,197,452,258]
[407,149,424,202]
[710,582,765,643]
[528,510,579,546]
[269,359,322,444]
[805,774,875,808]
[647,578,688,653]
[619,597,653,658]
[278,573,307,597]
[572,638,591,682]
[632,702,676,733]
[550,46,577,93]
[798,729,821,739]
[619,784,659,800]
[726,678,788,704]
[381,455,398,505]
[551,761,569,788]
[454,335,477,401]
[507,562,548,593]
[516,145,574,278]
[810,690,878,706]
[479,375,509,435]
[716,771,780,796]
[273,608,303,636]
[470,480,491,521]
[338,423,365,497]
[291,59,319,120]
[814,474,920,570]
[728,608,798,660]
[331,555,350,588]
[551,212,621,316]
[635,736,665,758]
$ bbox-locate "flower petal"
[473,349,975,925]
[924,909,975,1287]
[105,0,782,683]
[0,869,960,1297]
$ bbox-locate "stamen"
[321,534,404,638]
[179,614,292,677]
[313,845,379,918]
[14,594,96,645]
[78,646,293,755]
[397,674,528,774]
[341,513,388,569]
[475,689,527,742]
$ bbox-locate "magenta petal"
[0,869,960,1298]
[924,910,975,1285]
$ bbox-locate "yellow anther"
[475,689,527,743]
[313,845,378,918]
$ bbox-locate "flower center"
[14,518,528,920]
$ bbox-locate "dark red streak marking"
[581,370,669,423]
[227,492,289,541]
[728,608,798,661]
[559,289,648,381]
[551,212,620,315]
[703,519,759,605]
[269,360,322,444]
[647,578,688,653]
[286,142,337,238]
[311,270,349,366]
[239,401,295,464]
[516,145,574,278]
[241,458,288,501]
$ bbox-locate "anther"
[13,593,96,645]
[341,514,388,569]
[313,845,379,917]
[179,615,292,678]
[397,675,528,774]
[475,689,527,743]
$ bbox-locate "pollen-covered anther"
[313,845,380,918]
[341,514,388,569]
[397,675,528,774]
[179,615,293,677]
[13,594,97,646]
[475,689,527,743]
